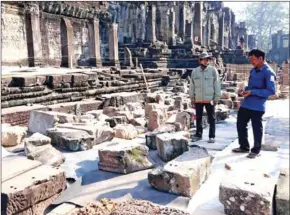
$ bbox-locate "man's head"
[199,52,212,67]
[248,49,265,68]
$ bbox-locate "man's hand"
[238,89,244,96]
[242,90,251,98]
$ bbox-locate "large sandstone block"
[102,92,144,108]
[156,131,190,162]
[46,127,94,151]
[148,109,167,131]
[114,124,138,140]
[126,102,143,112]
[130,117,147,127]
[98,142,154,174]
[148,146,212,197]
[175,111,191,131]
[28,110,77,134]
[106,116,128,128]
[145,103,169,118]
[276,168,290,215]
[2,126,27,147]
[219,171,276,215]
[145,124,176,150]
[1,158,66,215]
[57,123,114,145]
[174,96,184,110]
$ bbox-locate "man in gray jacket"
[189,52,221,143]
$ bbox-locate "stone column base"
[109,60,120,67]
[90,58,103,67]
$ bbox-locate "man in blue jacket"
[232,49,276,158]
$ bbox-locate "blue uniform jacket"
[241,63,276,112]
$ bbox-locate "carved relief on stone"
[25,3,40,16]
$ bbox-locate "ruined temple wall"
[1,4,29,66]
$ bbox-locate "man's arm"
[189,69,195,100]
[251,71,276,98]
[213,68,221,101]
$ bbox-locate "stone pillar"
[193,2,203,45]
[61,18,74,68]
[168,8,175,45]
[179,3,186,40]
[109,23,120,67]
[184,20,193,46]
[219,11,225,48]
[88,18,102,67]
[25,3,42,66]
[145,4,156,43]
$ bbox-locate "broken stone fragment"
[28,110,77,134]
[130,117,147,127]
[216,105,230,121]
[103,106,120,117]
[106,116,128,128]
[156,94,165,104]
[276,168,289,215]
[219,99,233,109]
[156,131,190,162]
[2,126,27,147]
[221,91,231,99]
[46,127,94,151]
[145,103,169,118]
[173,96,184,110]
[98,142,154,174]
[148,109,167,131]
[125,102,143,112]
[2,158,66,215]
[148,146,212,197]
[56,123,114,145]
[135,126,147,135]
[24,132,51,147]
[219,170,276,215]
[175,111,191,131]
[114,124,138,140]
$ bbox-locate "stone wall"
[1,4,29,66]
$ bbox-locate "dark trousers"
[195,103,215,138]
[237,107,265,154]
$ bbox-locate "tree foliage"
[239,2,289,51]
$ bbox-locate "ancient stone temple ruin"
[1,1,289,215]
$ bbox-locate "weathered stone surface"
[216,104,230,121]
[2,126,27,147]
[98,142,154,174]
[148,146,212,197]
[156,131,190,162]
[102,92,143,108]
[24,132,51,146]
[221,91,231,99]
[106,116,128,128]
[2,160,66,215]
[130,117,147,127]
[148,109,167,131]
[174,96,184,110]
[57,123,114,145]
[175,111,191,131]
[46,127,94,151]
[103,106,120,117]
[219,171,276,215]
[28,110,77,134]
[145,103,169,118]
[114,124,138,140]
[145,124,176,150]
[233,101,241,110]
[135,126,147,135]
[125,102,143,112]
[276,168,290,215]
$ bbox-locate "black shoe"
[247,152,260,159]
[232,147,250,153]
[191,135,202,142]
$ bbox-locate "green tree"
[239,2,289,52]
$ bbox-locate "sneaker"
[232,147,250,153]
[247,152,260,159]
[208,138,215,143]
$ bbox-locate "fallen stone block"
[46,127,94,151]
[2,158,66,215]
[148,146,212,197]
[145,124,176,150]
[114,124,138,140]
[125,102,143,112]
[102,92,144,107]
[103,106,120,117]
[24,132,51,147]
[135,126,147,135]
[221,91,231,99]
[98,142,154,174]
[219,99,233,109]
[173,96,184,110]
[145,103,169,118]
[28,110,77,134]
[276,168,290,215]
[106,116,128,128]
[219,171,276,215]
[56,123,114,145]
[216,105,230,121]
[130,117,147,127]
[175,111,191,131]
[148,109,167,131]
[156,131,190,162]
[2,126,27,147]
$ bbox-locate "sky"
[223,2,249,21]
